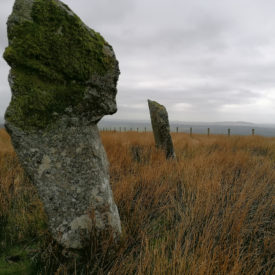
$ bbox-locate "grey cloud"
[63,0,135,29]
[0,0,275,123]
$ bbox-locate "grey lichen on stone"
[3,0,121,249]
[148,99,176,159]
[7,0,34,30]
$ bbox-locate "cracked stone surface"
[4,0,121,249]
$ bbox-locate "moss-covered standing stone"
[4,0,119,130]
[148,99,175,159]
[3,0,121,249]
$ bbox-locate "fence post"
[176,127,179,133]
[144,127,146,132]
[190,127,192,137]
[228,128,231,137]
[252,129,255,136]
[207,128,210,136]
[130,128,132,132]
[137,128,139,132]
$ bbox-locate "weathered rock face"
[148,100,175,159]
[3,0,121,249]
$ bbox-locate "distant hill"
[99,119,275,137]
[1,117,274,136]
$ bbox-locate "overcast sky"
[1,0,275,123]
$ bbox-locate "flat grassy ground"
[0,129,274,274]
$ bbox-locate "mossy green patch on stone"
[5,68,86,130]
[5,0,113,81]
[4,0,118,130]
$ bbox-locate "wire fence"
[99,127,257,136]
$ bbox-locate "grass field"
[0,129,274,274]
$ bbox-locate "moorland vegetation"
[0,129,274,274]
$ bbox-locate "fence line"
[99,127,257,136]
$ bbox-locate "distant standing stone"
[148,100,175,159]
[4,0,121,249]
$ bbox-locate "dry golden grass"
[0,129,13,153]
[0,129,274,274]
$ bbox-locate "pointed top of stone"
[148,99,167,112]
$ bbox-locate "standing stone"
[148,100,175,159]
[3,0,121,249]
